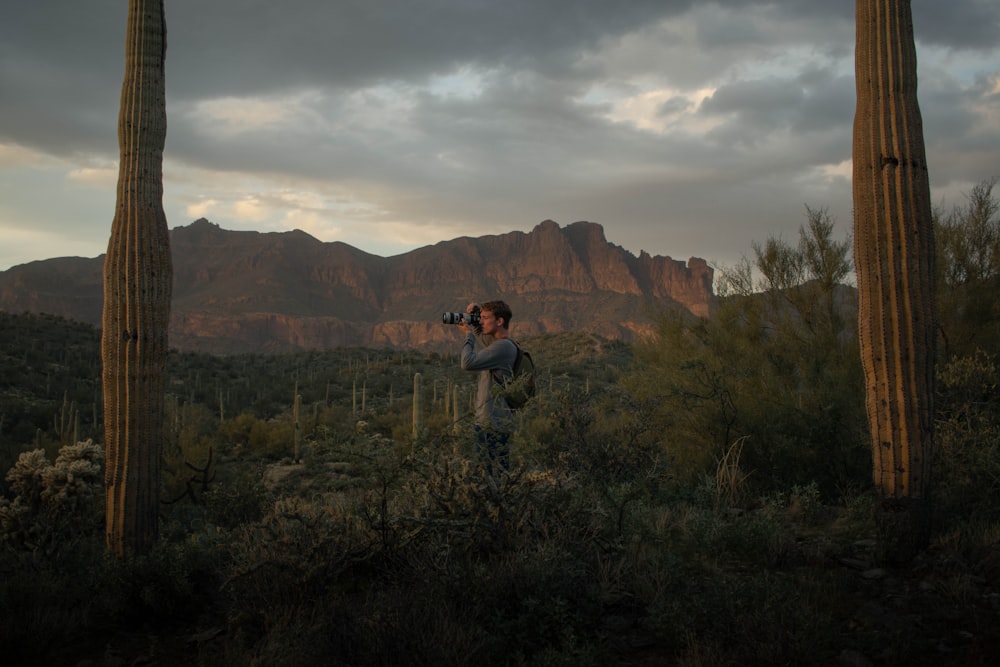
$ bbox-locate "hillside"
[0,219,713,353]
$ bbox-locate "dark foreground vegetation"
[1,182,999,665]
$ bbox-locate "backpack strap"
[491,338,520,387]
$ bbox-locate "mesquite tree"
[853,0,936,561]
[102,0,172,558]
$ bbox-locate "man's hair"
[482,300,512,328]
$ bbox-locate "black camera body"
[442,305,481,326]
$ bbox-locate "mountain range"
[0,219,714,353]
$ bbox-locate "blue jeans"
[474,425,510,475]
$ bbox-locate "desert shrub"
[517,386,668,538]
[646,565,843,664]
[362,442,628,664]
[201,463,273,529]
[935,179,1000,360]
[219,492,389,662]
[759,480,826,526]
[398,446,586,556]
[934,350,1000,524]
[216,422,652,664]
[244,417,285,459]
[931,181,1000,548]
[0,440,104,556]
[624,208,869,497]
[0,539,106,664]
[93,535,227,627]
[0,441,227,663]
[215,410,258,451]
[329,540,606,667]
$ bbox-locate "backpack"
[498,340,536,411]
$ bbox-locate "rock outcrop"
[0,219,714,353]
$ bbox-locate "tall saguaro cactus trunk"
[102,0,172,558]
[852,0,936,562]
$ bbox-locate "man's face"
[479,309,500,335]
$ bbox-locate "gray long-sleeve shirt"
[460,332,517,431]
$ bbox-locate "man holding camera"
[457,300,518,473]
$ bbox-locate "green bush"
[623,208,869,497]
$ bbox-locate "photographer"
[457,300,518,474]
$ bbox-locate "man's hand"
[459,302,481,335]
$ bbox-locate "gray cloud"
[913,0,1000,50]
[1,0,997,272]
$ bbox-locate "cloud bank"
[1,0,997,272]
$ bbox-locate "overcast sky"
[1,1,998,274]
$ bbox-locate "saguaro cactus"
[293,390,302,463]
[412,372,423,439]
[853,0,936,561]
[102,0,172,558]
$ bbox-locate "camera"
[442,306,481,326]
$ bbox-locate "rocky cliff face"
[0,219,714,353]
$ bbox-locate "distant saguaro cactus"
[853,0,936,561]
[102,0,172,558]
[55,392,78,447]
[412,372,423,439]
[293,390,302,463]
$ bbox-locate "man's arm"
[461,335,514,373]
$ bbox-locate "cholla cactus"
[0,440,104,553]
[4,449,49,510]
[43,441,105,512]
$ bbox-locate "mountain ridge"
[0,218,714,353]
